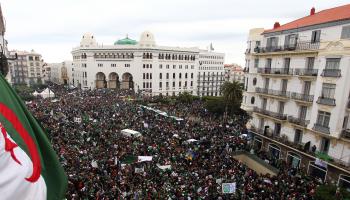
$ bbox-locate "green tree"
[220,81,243,117]
[177,91,194,104]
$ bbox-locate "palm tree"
[220,81,243,119]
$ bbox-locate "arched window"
[251,96,255,104]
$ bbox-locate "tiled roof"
[264,4,350,34]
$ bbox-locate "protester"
[28,86,320,199]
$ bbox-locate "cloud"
[2,0,350,65]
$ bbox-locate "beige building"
[224,64,244,83]
[9,50,44,86]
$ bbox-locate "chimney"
[273,22,280,29]
[310,7,315,15]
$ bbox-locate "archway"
[108,72,120,89]
[96,72,107,89]
[121,73,134,90]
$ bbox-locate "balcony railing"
[255,87,290,98]
[288,116,310,127]
[321,69,341,77]
[316,96,336,106]
[290,92,314,102]
[253,107,287,120]
[253,42,320,53]
[257,68,293,75]
[313,123,330,134]
[294,68,318,77]
[341,129,350,139]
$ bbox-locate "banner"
[138,156,153,162]
[222,183,236,194]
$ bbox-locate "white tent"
[121,129,142,138]
[40,88,55,98]
[32,90,40,97]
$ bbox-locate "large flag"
[0,74,67,199]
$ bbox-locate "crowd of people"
[28,86,322,199]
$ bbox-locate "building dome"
[139,31,156,47]
[80,33,97,47]
[114,35,137,45]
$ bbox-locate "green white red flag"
[0,74,67,199]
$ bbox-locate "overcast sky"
[2,0,349,65]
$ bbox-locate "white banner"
[222,183,236,194]
[137,156,153,162]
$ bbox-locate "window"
[311,30,321,43]
[159,82,162,88]
[341,26,350,39]
[179,73,182,79]
[125,64,130,67]
[255,41,261,48]
[294,129,303,144]
[191,73,193,79]
[306,57,315,69]
[250,96,255,104]
[173,65,176,69]
[316,111,331,127]
[266,37,278,48]
[320,137,330,153]
[284,34,297,48]
[190,81,193,86]
[166,73,169,79]
[159,73,162,79]
[266,58,272,68]
[179,81,181,87]
[172,82,175,87]
[325,58,340,70]
[111,64,116,67]
[253,78,257,86]
[82,63,87,68]
[150,73,152,79]
[166,82,169,88]
[143,64,145,68]
[185,73,188,79]
[166,65,169,69]
[29,56,33,61]
[159,64,162,69]
[173,73,175,79]
[321,83,336,99]
[254,58,259,68]
[98,63,103,67]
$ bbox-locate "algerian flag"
[0,74,67,200]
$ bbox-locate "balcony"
[341,129,350,139]
[253,107,287,121]
[294,68,318,77]
[255,87,290,98]
[257,68,293,75]
[253,42,320,54]
[288,116,310,127]
[321,69,341,78]
[290,92,314,103]
[313,123,330,134]
[316,96,336,106]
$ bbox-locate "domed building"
[114,35,138,45]
[71,31,225,96]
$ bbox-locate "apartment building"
[242,4,350,186]
[9,50,44,86]
[224,64,244,84]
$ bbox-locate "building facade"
[71,31,225,96]
[224,64,244,83]
[8,50,44,86]
[242,5,350,186]
[49,61,72,85]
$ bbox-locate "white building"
[242,5,350,184]
[9,50,44,86]
[48,61,72,84]
[71,31,225,96]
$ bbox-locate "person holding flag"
[0,61,67,199]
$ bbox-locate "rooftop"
[264,4,350,34]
